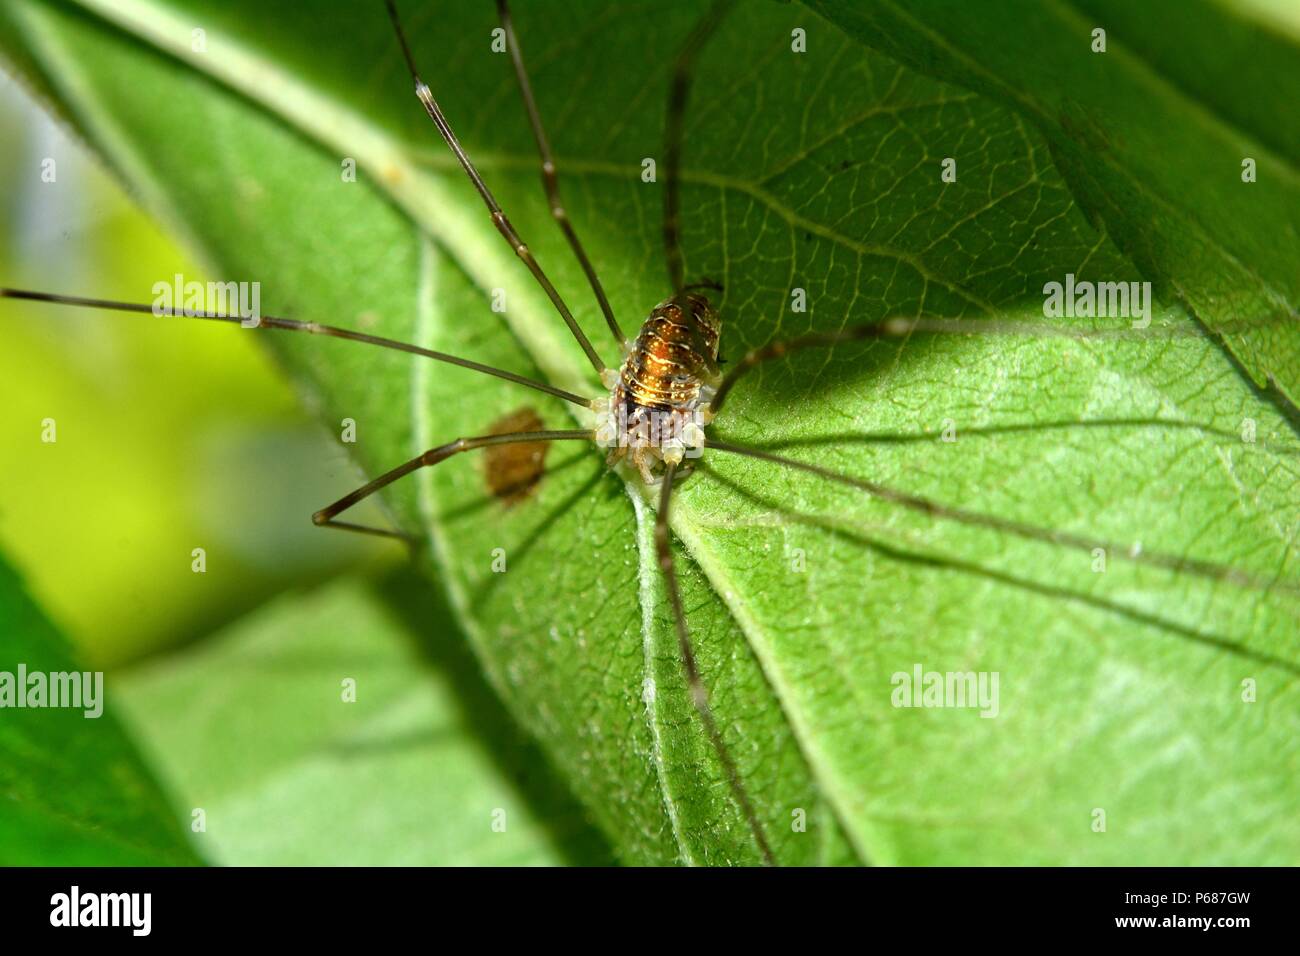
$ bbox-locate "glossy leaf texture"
[2,0,1297,864]
[809,0,1300,405]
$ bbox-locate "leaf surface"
[114,571,612,866]
[0,552,198,865]
[2,0,1297,864]
[809,0,1300,406]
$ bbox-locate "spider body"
[599,292,720,483]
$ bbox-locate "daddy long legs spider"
[3,0,1297,866]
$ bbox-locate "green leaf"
[2,0,1297,865]
[113,570,613,866]
[0,79,394,666]
[0,551,199,865]
[807,0,1300,406]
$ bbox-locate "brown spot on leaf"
[483,407,548,506]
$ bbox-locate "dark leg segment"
[384,0,609,376]
[705,438,1284,591]
[708,313,1295,417]
[497,0,625,348]
[663,0,736,295]
[0,288,592,407]
[709,322,901,416]
[313,429,592,539]
[654,461,777,865]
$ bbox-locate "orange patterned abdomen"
[619,292,721,410]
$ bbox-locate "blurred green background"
[0,62,610,867]
[0,71,397,667]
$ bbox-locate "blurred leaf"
[0,78,392,666]
[1,0,1297,866]
[114,570,612,866]
[0,551,198,865]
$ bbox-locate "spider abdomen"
[618,292,720,410]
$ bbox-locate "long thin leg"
[654,461,777,865]
[384,0,609,377]
[314,429,592,539]
[705,438,1289,592]
[663,0,736,295]
[707,314,1297,417]
[496,0,625,349]
[0,288,593,408]
[709,322,899,416]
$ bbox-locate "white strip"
[629,491,697,866]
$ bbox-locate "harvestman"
[2,0,1291,864]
